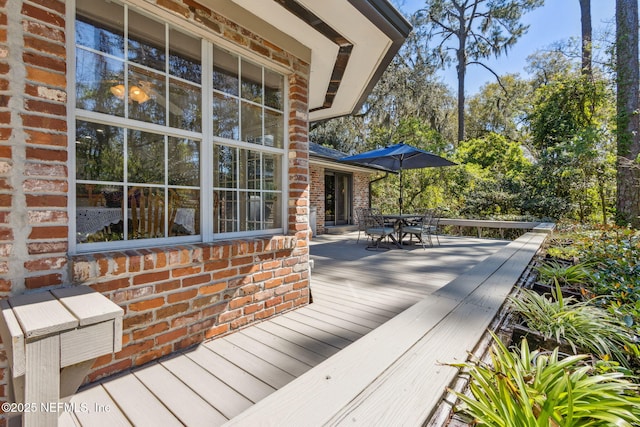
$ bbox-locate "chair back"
[128,188,179,238]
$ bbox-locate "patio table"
[382,213,423,247]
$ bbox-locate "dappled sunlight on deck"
[63,233,512,426]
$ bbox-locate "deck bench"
[0,287,123,427]
[225,230,551,426]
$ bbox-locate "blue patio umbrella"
[340,143,457,214]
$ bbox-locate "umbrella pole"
[399,169,403,215]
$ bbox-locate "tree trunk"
[456,15,467,143]
[457,56,466,143]
[615,0,640,227]
[579,0,592,78]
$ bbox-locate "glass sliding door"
[324,171,351,226]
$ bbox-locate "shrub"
[450,334,640,426]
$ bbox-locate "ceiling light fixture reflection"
[110,84,125,99]
[129,85,150,103]
[110,84,150,103]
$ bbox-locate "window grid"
[73,0,286,252]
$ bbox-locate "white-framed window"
[72,0,286,253]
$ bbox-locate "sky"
[394,0,617,95]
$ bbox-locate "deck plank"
[68,384,131,426]
[133,362,227,426]
[69,233,516,427]
[254,321,342,359]
[184,345,275,403]
[205,339,296,389]
[269,314,353,350]
[240,327,328,367]
[100,372,182,426]
[160,355,253,420]
[224,331,312,376]
[224,234,541,427]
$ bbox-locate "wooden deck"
[61,234,512,426]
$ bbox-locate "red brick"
[129,297,164,312]
[25,129,67,147]
[89,278,129,293]
[123,312,153,330]
[172,265,202,277]
[156,302,188,320]
[275,301,294,313]
[29,225,67,239]
[174,334,202,351]
[155,280,181,293]
[229,295,252,310]
[133,270,170,286]
[199,282,227,295]
[27,241,67,255]
[134,345,173,366]
[212,268,237,280]
[26,194,66,207]
[25,273,61,289]
[171,312,201,328]
[87,359,132,383]
[132,322,169,340]
[204,324,229,339]
[155,327,187,345]
[24,256,67,271]
[167,288,197,303]
[182,273,211,287]
[254,307,276,320]
[115,339,154,359]
[243,302,264,315]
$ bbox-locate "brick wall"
[309,164,372,234]
[309,164,325,234]
[0,0,311,411]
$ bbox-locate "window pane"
[241,101,261,144]
[214,190,237,233]
[128,130,165,184]
[214,145,237,188]
[126,186,166,239]
[264,192,281,229]
[170,189,200,236]
[263,153,281,191]
[264,109,283,148]
[241,59,262,103]
[213,46,238,95]
[76,49,125,116]
[264,69,283,110]
[169,29,201,83]
[75,0,124,57]
[128,66,166,125]
[128,10,165,71]
[169,78,201,131]
[243,191,261,231]
[212,92,239,139]
[76,121,124,182]
[168,137,200,187]
[76,184,125,243]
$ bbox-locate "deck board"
[66,234,513,427]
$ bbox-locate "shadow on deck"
[62,233,526,426]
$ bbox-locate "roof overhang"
[211,0,411,122]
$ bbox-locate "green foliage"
[465,74,533,141]
[451,335,640,426]
[509,284,637,366]
[534,261,593,287]
[529,75,609,151]
[455,132,531,178]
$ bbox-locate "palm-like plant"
[450,334,640,426]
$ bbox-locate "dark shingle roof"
[309,141,348,161]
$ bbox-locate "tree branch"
[467,60,509,95]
